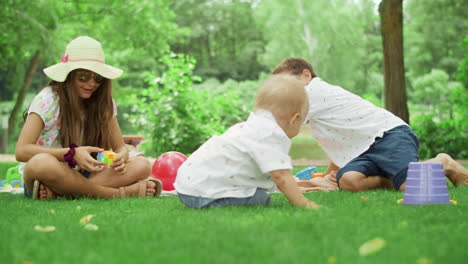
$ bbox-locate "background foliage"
[123,54,245,156]
[1,0,467,158]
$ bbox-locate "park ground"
[1,128,467,263]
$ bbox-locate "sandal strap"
[148,178,163,197]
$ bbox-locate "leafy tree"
[405,0,468,79]
[411,69,467,159]
[254,0,382,95]
[169,0,267,81]
[411,69,459,120]
[456,36,468,87]
[123,53,246,156]
[0,0,180,152]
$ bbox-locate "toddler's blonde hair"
[254,74,309,121]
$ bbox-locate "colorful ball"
[151,151,187,191]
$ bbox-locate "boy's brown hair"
[255,74,309,121]
[272,58,317,78]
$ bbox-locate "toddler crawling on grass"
[174,74,318,209]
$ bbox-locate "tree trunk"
[379,0,409,123]
[7,50,41,135]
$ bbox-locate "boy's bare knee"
[339,172,364,192]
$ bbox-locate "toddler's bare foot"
[437,153,468,186]
[119,179,161,197]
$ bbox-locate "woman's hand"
[112,147,129,174]
[74,146,106,172]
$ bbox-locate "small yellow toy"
[97,151,117,168]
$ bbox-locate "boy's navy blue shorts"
[336,125,419,190]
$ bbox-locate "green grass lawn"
[1,166,468,263]
[290,137,328,160]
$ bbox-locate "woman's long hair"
[50,70,114,149]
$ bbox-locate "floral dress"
[18,87,117,177]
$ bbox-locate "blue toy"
[295,166,317,180]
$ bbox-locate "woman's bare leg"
[87,156,151,187]
[23,153,155,200]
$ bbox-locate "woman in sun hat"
[15,36,162,200]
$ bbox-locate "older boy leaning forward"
[273,58,468,192]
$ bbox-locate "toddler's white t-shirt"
[305,77,407,167]
[174,110,292,199]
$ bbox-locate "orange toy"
[312,172,325,178]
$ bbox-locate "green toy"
[0,166,23,188]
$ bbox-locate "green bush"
[410,40,468,160]
[122,53,247,156]
[412,84,467,159]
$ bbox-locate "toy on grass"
[398,162,456,205]
[97,151,118,168]
[151,151,187,191]
[0,166,23,188]
[312,172,325,178]
[295,166,325,180]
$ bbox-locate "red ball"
[151,151,187,191]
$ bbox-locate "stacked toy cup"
[400,162,455,205]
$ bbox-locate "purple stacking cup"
[400,162,453,205]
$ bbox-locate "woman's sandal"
[149,178,163,197]
[119,178,162,198]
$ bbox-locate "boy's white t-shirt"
[174,110,292,199]
[305,77,407,167]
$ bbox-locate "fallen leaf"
[360,196,368,201]
[84,223,99,231]
[34,225,56,232]
[417,257,432,264]
[328,256,337,264]
[399,220,408,228]
[80,214,95,225]
[359,238,386,256]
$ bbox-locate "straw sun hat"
[43,36,123,82]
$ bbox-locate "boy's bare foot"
[435,153,468,186]
[119,179,162,197]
